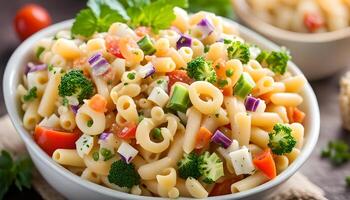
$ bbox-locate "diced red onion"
[70,105,79,115]
[197,18,215,39]
[245,96,260,112]
[117,142,138,164]
[25,62,47,75]
[100,132,111,141]
[137,63,155,78]
[88,53,102,65]
[89,53,110,76]
[211,130,232,149]
[176,35,192,49]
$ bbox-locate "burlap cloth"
[0,116,327,200]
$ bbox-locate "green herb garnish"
[321,140,350,166]
[72,0,188,37]
[35,47,45,59]
[0,150,33,199]
[23,87,37,102]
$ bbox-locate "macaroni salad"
[248,0,350,33]
[17,7,307,198]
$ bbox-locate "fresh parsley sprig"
[0,150,33,199]
[72,0,188,37]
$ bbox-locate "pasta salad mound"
[17,1,307,198]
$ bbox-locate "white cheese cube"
[76,134,94,158]
[229,146,255,175]
[148,86,169,108]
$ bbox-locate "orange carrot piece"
[292,107,305,123]
[88,94,107,113]
[222,86,233,96]
[195,127,213,149]
[287,107,305,123]
[253,148,276,180]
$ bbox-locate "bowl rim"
[232,0,350,43]
[3,19,320,199]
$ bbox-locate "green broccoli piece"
[198,152,224,184]
[321,140,350,166]
[23,87,37,102]
[177,152,202,179]
[58,70,94,104]
[224,39,250,64]
[108,160,140,189]
[256,50,291,75]
[186,57,217,83]
[268,123,296,155]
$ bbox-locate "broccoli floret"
[224,39,250,64]
[268,123,296,155]
[198,152,224,184]
[108,160,140,188]
[177,152,202,179]
[186,57,217,83]
[256,50,291,75]
[58,70,94,103]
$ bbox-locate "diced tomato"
[135,26,151,37]
[34,126,80,156]
[253,148,276,180]
[105,36,124,58]
[115,122,137,139]
[167,70,193,91]
[195,127,213,149]
[304,12,324,32]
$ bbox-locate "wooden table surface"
[0,1,349,199]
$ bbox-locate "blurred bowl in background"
[232,0,350,80]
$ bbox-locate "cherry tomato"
[115,122,137,139]
[14,4,52,41]
[34,126,80,156]
[303,12,324,33]
[105,36,124,58]
[166,70,193,91]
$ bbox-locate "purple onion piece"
[100,132,111,140]
[92,59,110,76]
[119,154,133,164]
[216,38,224,43]
[176,35,192,49]
[70,105,80,115]
[88,53,102,65]
[25,62,47,74]
[252,99,260,111]
[138,63,155,78]
[245,96,260,112]
[197,18,215,39]
[211,130,232,149]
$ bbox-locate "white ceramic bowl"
[3,19,320,200]
[232,0,350,80]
